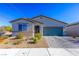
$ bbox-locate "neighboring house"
[0,26,12,36]
[2,31,12,36]
[10,15,67,38]
[64,22,79,36]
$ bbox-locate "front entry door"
[34,25,40,33]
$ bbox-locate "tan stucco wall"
[32,17,67,27]
[12,19,34,38]
[11,19,43,38]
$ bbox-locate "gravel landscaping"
[0,38,48,48]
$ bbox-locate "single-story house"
[64,22,79,37]
[10,15,67,38]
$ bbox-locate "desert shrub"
[11,32,25,45]
[4,42,9,44]
[31,37,38,43]
[12,42,17,45]
[35,33,41,40]
[0,35,9,39]
[16,32,25,39]
[11,40,21,45]
[31,33,42,43]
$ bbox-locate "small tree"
[4,26,12,32]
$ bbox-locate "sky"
[0,3,79,26]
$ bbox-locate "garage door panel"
[43,27,63,36]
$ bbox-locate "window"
[18,23,27,31]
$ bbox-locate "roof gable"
[10,18,30,23]
[10,18,43,24]
[31,15,68,25]
[10,15,68,26]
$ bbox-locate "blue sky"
[0,3,79,26]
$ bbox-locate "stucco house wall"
[31,15,67,36]
[12,19,34,38]
[64,23,79,36]
[32,16,67,27]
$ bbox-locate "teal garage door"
[43,27,63,36]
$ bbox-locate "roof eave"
[10,18,43,24]
[31,15,68,25]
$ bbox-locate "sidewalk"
[0,48,79,56]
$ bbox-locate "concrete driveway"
[43,36,79,56]
[44,36,77,48]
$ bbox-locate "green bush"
[16,32,24,39]
[35,33,41,40]
[4,26,12,32]
[31,37,38,43]
[31,33,42,43]
[31,37,37,43]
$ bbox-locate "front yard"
[1,35,79,48]
[0,37,48,48]
[0,32,48,48]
